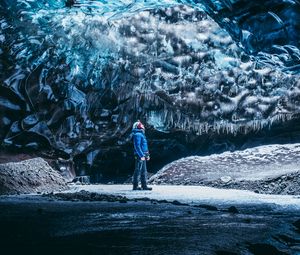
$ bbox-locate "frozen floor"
[1,184,300,255]
[69,184,300,209]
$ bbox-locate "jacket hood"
[132,128,145,134]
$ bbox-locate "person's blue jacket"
[132,128,149,158]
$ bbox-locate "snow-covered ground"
[68,184,300,210]
[1,186,300,255]
[64,143,300,208]
[150,143,300,183]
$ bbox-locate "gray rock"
[220,176,232,183]
[0,158,69,195]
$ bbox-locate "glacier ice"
[1,1,300,175]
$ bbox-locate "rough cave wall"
[1,1,300,180]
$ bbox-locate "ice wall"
[1,1,300,176]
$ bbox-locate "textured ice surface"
[1,3,300,141]
[1,1,300,175]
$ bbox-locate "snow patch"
[151,143,300,182]
[68,184,300,209]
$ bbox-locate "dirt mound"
[207,171,300,195]
[0,158,69,195]
[149,144,300,195]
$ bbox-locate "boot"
[133,186,142,191]
[142,186,152,191]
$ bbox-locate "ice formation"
[1,0,300,175]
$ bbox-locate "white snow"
[151,143,300,182]
[68,184,300,209]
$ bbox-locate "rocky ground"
[0,192,299,255]
[150,170,300,195]
[149,144,300,195]
[206,171,300,195]
[0,158,68,195]
[0,145,300,254]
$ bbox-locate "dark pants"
[133,158,148,188]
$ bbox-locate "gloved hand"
[145,152,150,161]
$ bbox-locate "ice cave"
[0,1,300,254]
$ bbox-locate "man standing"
[132,120,152,191]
